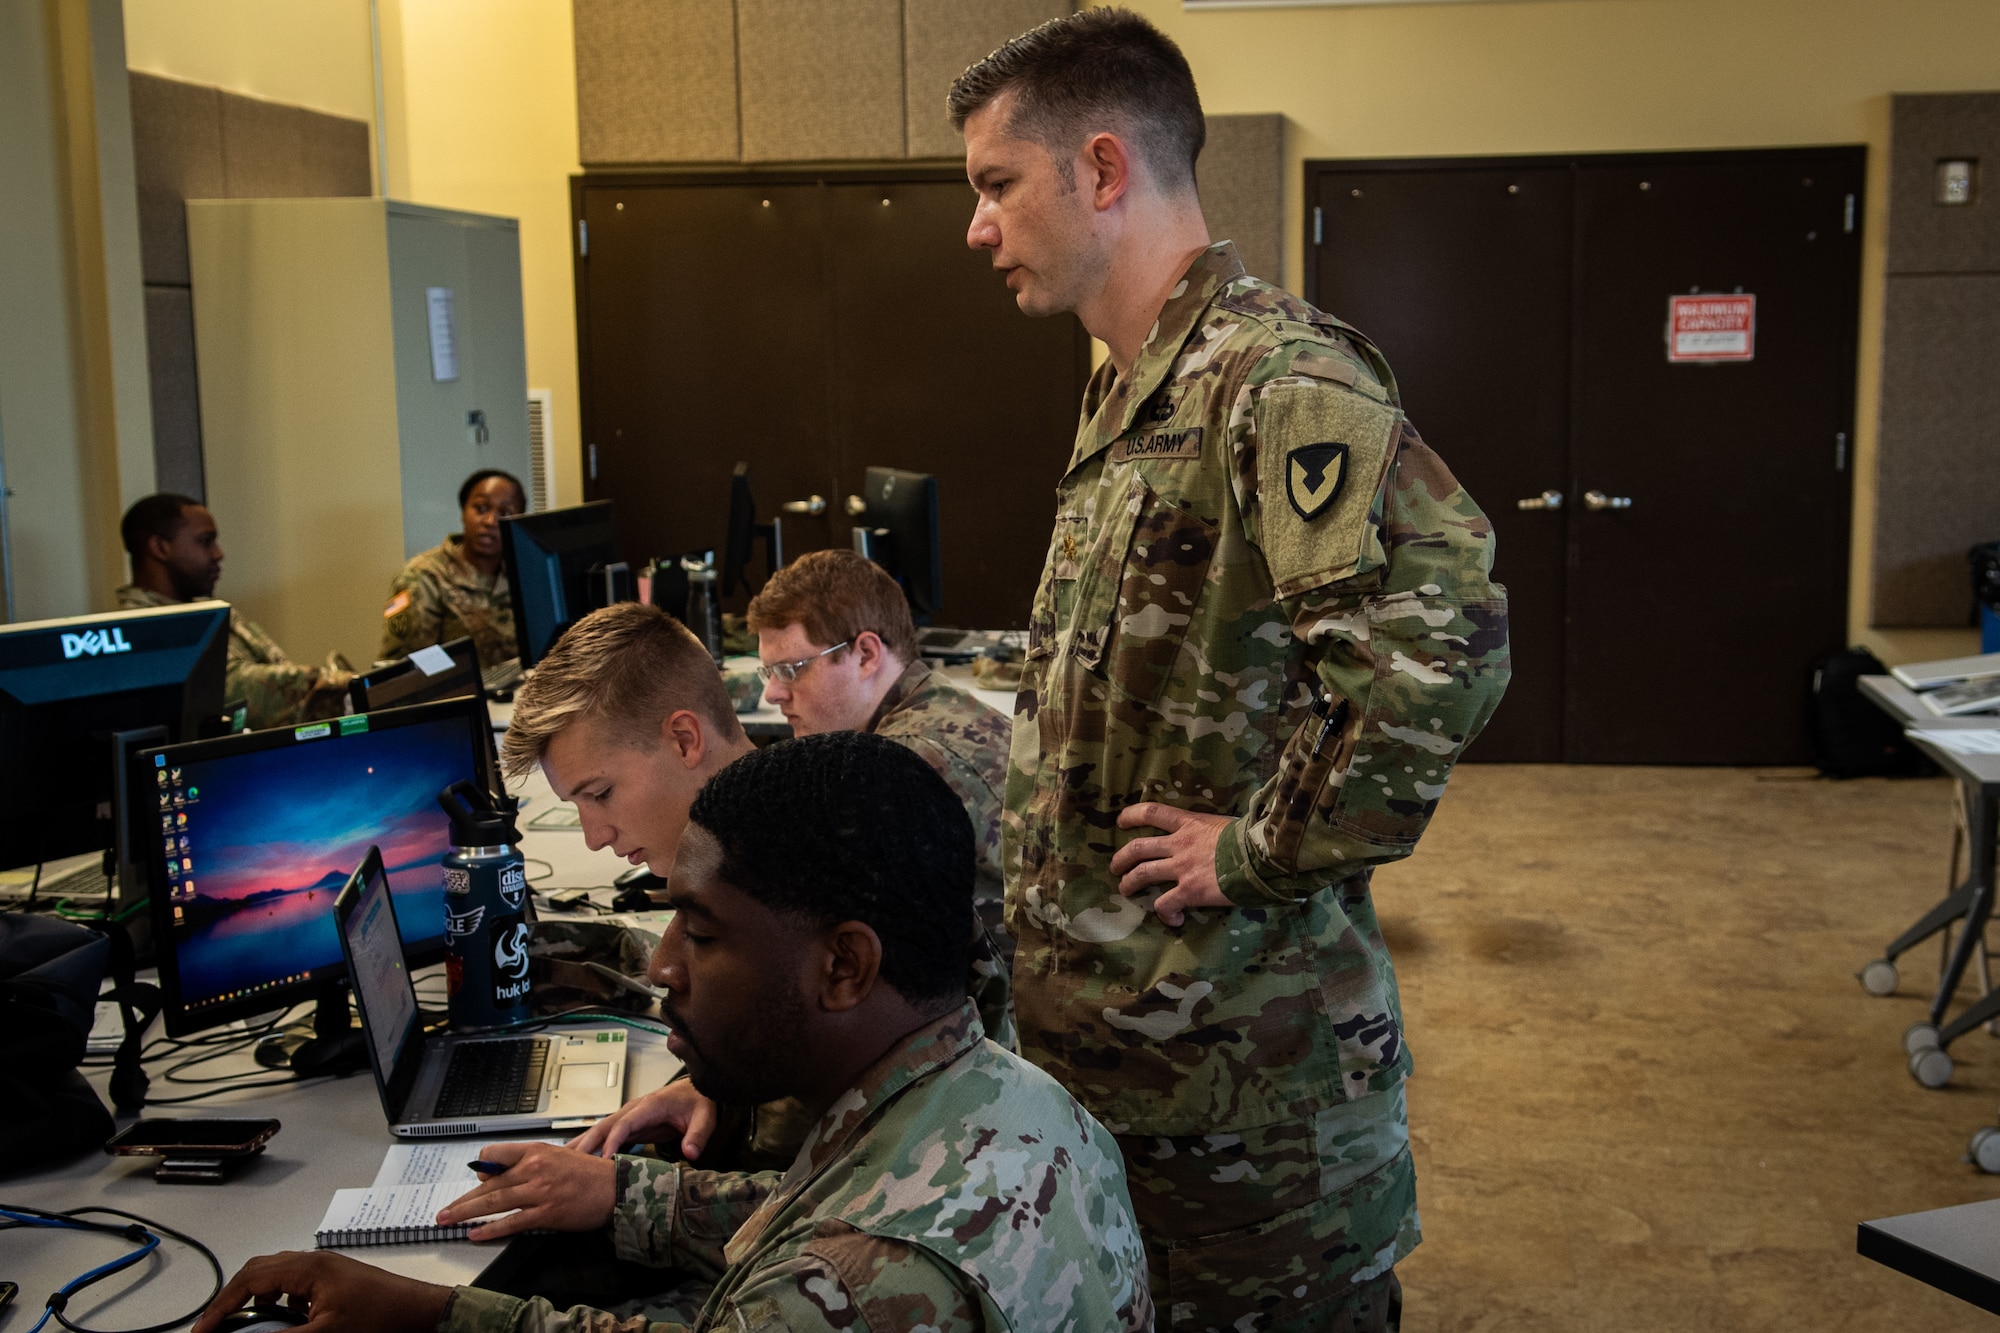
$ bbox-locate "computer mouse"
[212,1307,307,1331]
[612,864,667,912]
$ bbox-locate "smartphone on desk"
[104,1117,281,1157]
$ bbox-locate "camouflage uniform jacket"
[381,535,517,667]
[440,1001,1152,1333]
[868,660,1009,910]
[1005,242,1510,1135]
[868,660,1016,1050]
[114,584,352,730]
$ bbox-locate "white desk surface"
[0,790,674,1328]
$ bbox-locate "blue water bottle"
[438,780,532,1032]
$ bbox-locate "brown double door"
[1309,148,1863,763]
[571,170,1091,628]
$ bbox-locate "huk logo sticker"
[1286,443,1349,521]
[61,628,133,659]
[494,922,531,979]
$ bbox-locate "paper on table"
[1910,730,2000,756]
[370,1137,565,1189]
[315,1182,508,1247]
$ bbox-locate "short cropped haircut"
[745,549,918,664]
[500,602,745,778]
[120,493,201,562]
[946,7,1204,194]
[690,731,974,1006]
[459,468,527,510]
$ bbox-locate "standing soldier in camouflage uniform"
[116,494,353,730]
[747,549,1013,953]
[953,11,1510,1329]
[195,734,1152,1333]
[380,469,525,667]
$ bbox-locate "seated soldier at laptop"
[195,732,1152,1333]
[508,603,1010,1167]
[116,493,352,729]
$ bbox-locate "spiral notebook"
[314,1138,560,1248]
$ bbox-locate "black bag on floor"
[0,915,116,1177]
[1811,647,1935,779]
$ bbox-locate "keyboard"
[482,658,525,697]
[434,1037,549,1117]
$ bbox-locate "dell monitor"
[852,467,942,623]
[501,501,625,666]
[0,602,230,902]
[142,695,493,1050]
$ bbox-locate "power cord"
[0,1203,222,1333]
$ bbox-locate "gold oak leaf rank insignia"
[1286,442,1348,520]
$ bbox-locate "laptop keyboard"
[481,658,524,695]
[434,1038,549,1118]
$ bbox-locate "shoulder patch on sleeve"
[1256,382,1401,596]
[382,590,411,620]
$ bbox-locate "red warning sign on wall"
[1667,294,1756,362]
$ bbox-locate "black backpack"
[1810,647,1936,779]
[0,915,157,1177]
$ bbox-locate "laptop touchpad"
[558,1062,612,1089]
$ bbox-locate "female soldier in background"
[380,468,525,666]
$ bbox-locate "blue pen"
[468,1159,507,1176]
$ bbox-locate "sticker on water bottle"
[445,903,485,942]
[493,920,532,1004]
[443,866,471,897]
[499,862,526,911]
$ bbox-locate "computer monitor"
[349,638,500,792]
[852,466,942,623]
[501,501,623,666]
[720,462,782,598]
[142,695,492,1040]
[0,602,230,895]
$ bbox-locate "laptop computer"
[336,844,626,1138]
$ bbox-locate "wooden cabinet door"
[575,172,1088,626]
[1311,164,1573,762]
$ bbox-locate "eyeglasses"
[756,640,850,684]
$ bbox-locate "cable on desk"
[523,855,555,883]
[0,1203,222,1333]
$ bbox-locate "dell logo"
[61,628,133,659]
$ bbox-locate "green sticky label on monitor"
[339,715,370,736]
[294,723,332,742]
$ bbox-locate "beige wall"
[123,0,587,513]
[1117,0,2000,665]
[0,0,153,622]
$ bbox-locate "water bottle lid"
[438,779,521,846]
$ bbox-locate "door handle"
[1516,490,1563,511]
[781,495,827,517]
[844,494,868,517]
[1583,490,1632,511]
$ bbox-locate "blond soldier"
[116,494,351,730]
[380,469,524,667]
[955,12,1511,1330]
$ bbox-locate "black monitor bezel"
[0,601,230,875]
[334,845,425,1125]
[501,501,617,667]
[142,695,491,1038]
[861,466,943,622]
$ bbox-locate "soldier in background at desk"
[194,733,1152,1333]
[747,550,1013,963]
[380,468,524,667]
[954,11,1510,1329]
[116,493,352,730]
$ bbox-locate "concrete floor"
[1378,765,2000,1331]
